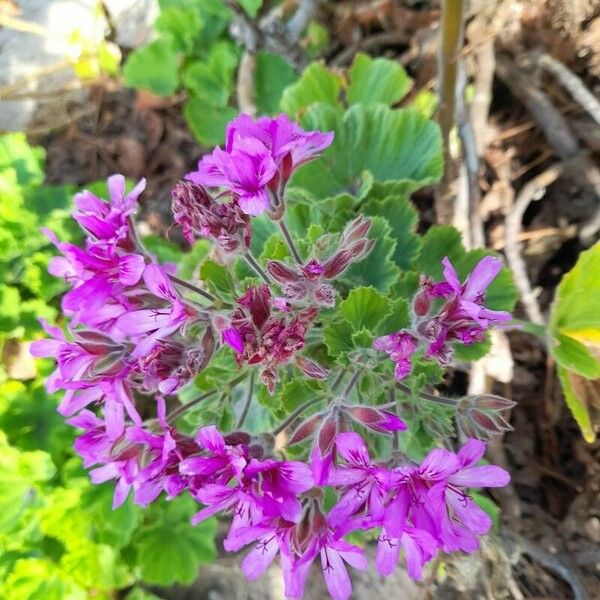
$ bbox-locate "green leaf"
[550,242,600,375]
[292,104,443,197]
[255,52,298,115]
[200,259,235,296]
[81,483,141,547]
[418,225,464,279]
[1,558,85,600]
[142,235,184,264]
[347,53,412,106]
[453,336,492,361]
[279,379,320,412]
[123,39,180,96]
[184,100,238,146]
[324,319,354,362]
[280,63,342,118]
[411,89,438,118]
[339,287,390,332]
[155,6,204,53]
[60,540,132,591]
[380,297,411,333]
[135,496,217,586]
[124,588,165,600]
[557,366,598,443]
[0,285,21,334]
[183,41,239,107]
[238,0,262,18]
[0,439,56,533]
[552,334,600,379]
[0,133,45,187]
[183,61,231,107]
[342,216,399,293]
[362,181,422,270]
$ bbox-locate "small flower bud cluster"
[267,216,375,309]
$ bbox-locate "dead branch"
[515,534,589,600]
[495,55,600,243]
[236,51,257,116]
[535,52,600,128]
[456,65,485,248]
[505,165,564,326]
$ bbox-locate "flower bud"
[295,356,330,380]
[267,260,302,285]
[456,394,515,440]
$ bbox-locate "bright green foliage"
[347,53,412,106]
[550,242,600,441]
[280,63,342,117]
[123,39,181,96]
[256,52,299,115]
[237,0,262,17]
[292,104,443,197]
[342,216,399,293]
[340,287,391,332]
[134,496,217,585]
[0,135,220,597]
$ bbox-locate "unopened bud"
[413,289,431,316]
[295,356,330,380]
[456,393,515,440]
[267,260,302,284]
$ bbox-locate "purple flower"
[42,228,145,322]
[424,256,512,358]
[224,285,322,393]
[267,216,374,309]
[327,432,388,527]
[375,527,437,580]
[186,114,333,216]
[373,330,419,380]
[289,510,368,600]
[188,138,277,216]
[116,264,200,357]
[73,175,145,252]
[244,458,314,523]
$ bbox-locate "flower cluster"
[32,113,514,600]
[374,256,512,380]
[186,113,333,217]
[267,215,375,309]
[220,284,326,393]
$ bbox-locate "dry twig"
[435,0,465,225]
[504,165,563,326]
[495,56,600,242]
[535,52,600,128]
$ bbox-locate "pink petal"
[241,535,279,580]
[335,432,370,468]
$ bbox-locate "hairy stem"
[244,252,272,284]
[168,274,216,303]
[167,389,219,422]
[397,382,459,407]
[278,220,303,265]
[272,397,322,435]
[237,372,255,428]
[342,371,361,398]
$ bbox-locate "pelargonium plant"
[33,113,514,600]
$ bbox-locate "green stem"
[279,220,303,265]
[237,372,255,428]
[244,252,272,284]
[272,397,322,436]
